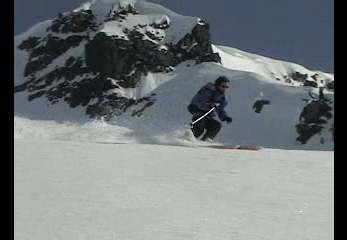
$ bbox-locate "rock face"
[296,89,334,144]
[283,71,334,89]
[289,71,308,82]
[14,3,221,120]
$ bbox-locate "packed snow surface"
[15,130,333,240]
[14,116,334,240]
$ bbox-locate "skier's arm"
[216,99,231,121]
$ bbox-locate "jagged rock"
[86,94,155,120]
[174,22,219,64]
[326,81,334,90]
[21,35,85,77]
[196,53,221,64]
[303,80,318,88]
[285,78,292,84]
[118,3,139,15]
[150,16,170,29]
[311,73,319,81]
[296,124,324,144]
[289,71,308,82]
[48,10,97,33]
[106,4,139,22]
[15,5,220,120]
[18,37,41,50]
[192,23,211,44]
[296,94,333,144]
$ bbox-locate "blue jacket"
[188,83,230,121]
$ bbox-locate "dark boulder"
[303,80,318,88]
[289,71,308,83]
[296,94,333,144]
[326,81,334,90]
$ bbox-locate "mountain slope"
[14,0,334,150]
[213,45,333,86]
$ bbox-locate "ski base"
[207,145,261,150]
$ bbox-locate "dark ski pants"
[191,116,221,141]
[188,104,221,140]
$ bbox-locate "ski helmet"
[215,76,230,86]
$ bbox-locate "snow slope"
[213,45,334,86]
[110,62,334,151]
[15,137,334,240]
[14,61,334,150]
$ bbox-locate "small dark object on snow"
[252,100,271,113]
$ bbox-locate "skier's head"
[214,76,230,93]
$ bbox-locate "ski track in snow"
[15,138,333,240]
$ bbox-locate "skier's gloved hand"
[208,102,220,108]
[225,117,232,124]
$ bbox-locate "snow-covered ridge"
[84,0,198,44]
[100,14,167,43]
[213,45,334,87]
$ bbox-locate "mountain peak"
[14,0,221,120]
[89,0,138,22]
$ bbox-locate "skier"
[187,76,232,141]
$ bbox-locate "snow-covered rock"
[14,0,219,120]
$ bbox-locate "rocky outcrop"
[303,80,318,88]
[14,4,221,120]
[48,10,98,34]
[18,34,86,77]
[326,81,334,90]
[174,22,221,64]
[296,89,333,144]
[289,71,308,83]
[105,3,139,22]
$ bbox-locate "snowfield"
[14,117,334,240]
[14,138,333,240]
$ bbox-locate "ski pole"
[191,104,219,127]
